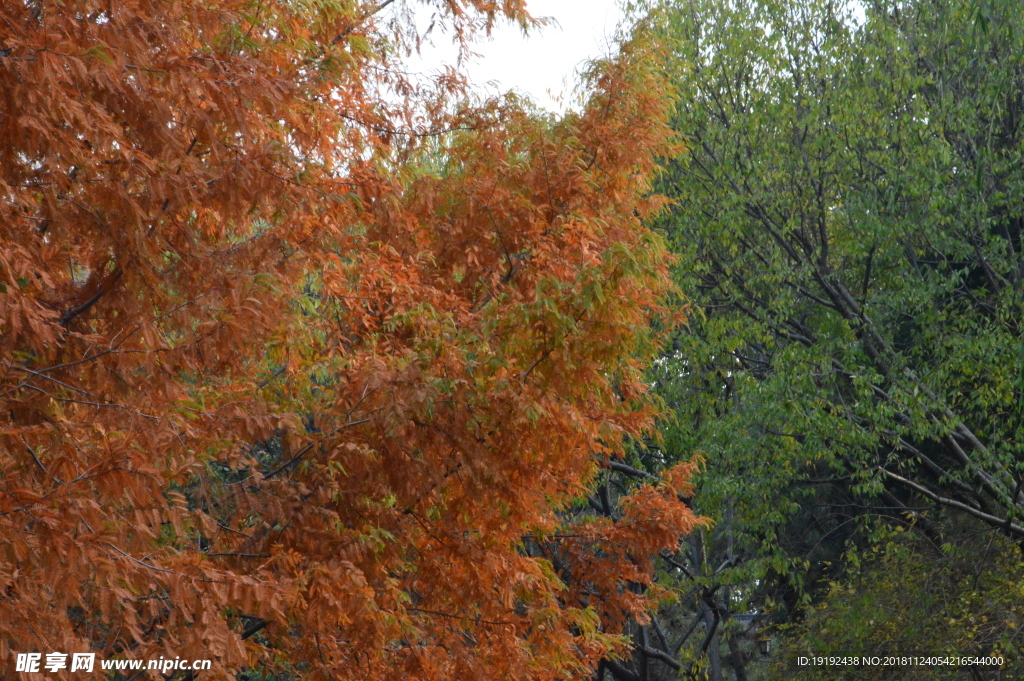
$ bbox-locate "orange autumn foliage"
[0,1,702,679]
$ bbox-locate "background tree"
[769,521,1024,680]
[0,2,701,679]
[617,0,1024,677]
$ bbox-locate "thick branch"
[878,468,1024,538]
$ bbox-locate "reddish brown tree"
[0,1,700,679]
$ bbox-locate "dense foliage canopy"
[0,1,704,679]
[621,0,1024,678]
[10,0,1024,678]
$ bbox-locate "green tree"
[769,523,1024,680]
[606,0,1024,678]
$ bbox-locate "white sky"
[407,0,628,113]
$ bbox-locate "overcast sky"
[408,0,628,112]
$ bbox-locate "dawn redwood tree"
[0,1,703,679]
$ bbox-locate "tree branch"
[877,468,1024,538]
